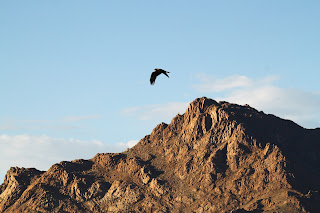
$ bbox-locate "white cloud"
[224,86,320,128]
[122,102,189,121]
[0,134,137,183]
[194,74,320,128]
[193,73,280,92]
[194,74,253,92]
[0,115,102,132]
[61,115,102,122]
[127,140,139,147]
[121,107,141,114]
[116,140,139,149]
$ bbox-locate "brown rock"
[1,97,320,212]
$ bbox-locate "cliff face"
[1,97,320,212]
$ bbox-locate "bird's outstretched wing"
[150,71,158,85]
[162,71,170,78]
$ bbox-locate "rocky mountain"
[1,97,320,212]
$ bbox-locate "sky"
[1,1,320,182]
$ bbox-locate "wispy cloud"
[193,73,279,92]
[0,134,137,182]
[0,115,102,132]
[61,115,102,122]
[194,74,253,92]
[194,74,320,128]
[122,102,189,121]
[116,140,139,149]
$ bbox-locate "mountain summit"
[1,97,320,212]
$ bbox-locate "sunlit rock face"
[1,97,320,212]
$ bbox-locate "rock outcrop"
[1,97,320,212]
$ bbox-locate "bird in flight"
[150,68,170,85]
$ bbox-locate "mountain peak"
[1,97,320,212]
[187,96,218,112]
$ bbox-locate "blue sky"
[1,1,320,181]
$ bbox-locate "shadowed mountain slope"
[1,97,320,212]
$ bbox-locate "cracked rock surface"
[1,97,320,212]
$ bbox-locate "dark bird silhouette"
[150,69,170,85]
